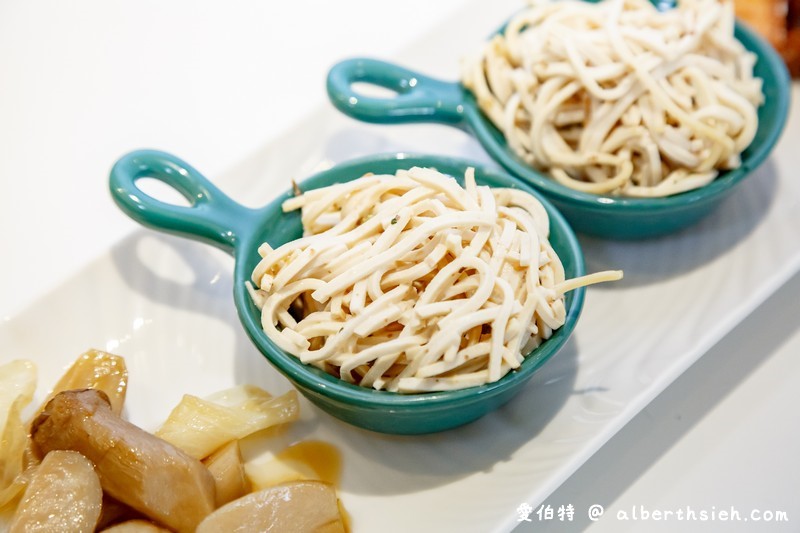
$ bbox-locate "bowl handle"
[327,58,466,126]
[109,149,257,255]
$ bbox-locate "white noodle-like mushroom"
[248,167,622,392]
[461,0,763,197]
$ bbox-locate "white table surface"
[1,1,797,532]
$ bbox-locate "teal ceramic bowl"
[109,150,586,434]
[326,19,790,239]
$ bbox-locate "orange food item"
[736,0,800,76]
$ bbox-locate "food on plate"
[31,389,216,533]
[735,0,800,76]
[0,360,37,507]
[245,440,341,490]
[38,349,128,415]
[155,385,298,459]
[21,350,128,475]
[196,480,345,533]
[95,496,145,531]
[735,0,788,48]
[462,0,764,197]
[247,166,621,392]
[1,350,345,532]
[9,450,103,533]
[100,519,171,533]
[203,440,250,507]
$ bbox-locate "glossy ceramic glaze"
[109,150,586,434]
[326,20,790,239]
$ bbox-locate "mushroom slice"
[38,349,127,416]
[203,440,250,507]
[196,480,345,533]
[9,450,102,533]
[100,519,171,532]
[30,389,215,533]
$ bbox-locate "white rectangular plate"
[2,1,799,531]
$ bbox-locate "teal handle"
[109,150,258,254]
[326,58,466,126]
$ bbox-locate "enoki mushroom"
[462,0,763,197]
[247,167,621,393]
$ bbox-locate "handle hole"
[136,177,192,207]
[351,82,399,99]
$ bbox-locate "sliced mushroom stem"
[196,480,345,533]
[203,440,250,507]
[9,450,102,533]
[30,389,215,533]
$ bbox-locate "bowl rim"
[232,152,587,409]
[461,18,792,212]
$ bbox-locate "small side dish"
[247,166,621,392]
[0,351,347,532]
[110,150,596,431]
[462,0,764,197]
